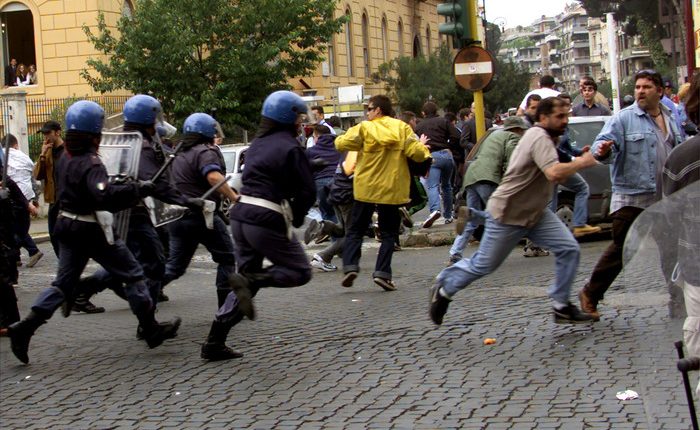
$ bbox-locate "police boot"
[201,318,243,361]
[8,311,47,364]
[138,312,182,349]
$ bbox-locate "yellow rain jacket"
[335,116,430,205]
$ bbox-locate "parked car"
[555,115,612,229]
[218,143,248,217]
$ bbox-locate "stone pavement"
[1,236,697,429]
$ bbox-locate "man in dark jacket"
[415,101,461,227]
[306,124,341,223]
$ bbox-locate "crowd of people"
[0,69,697,403]
[4,58,38,87]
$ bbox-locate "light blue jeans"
[438,209,580,305]
[423,149,454,219]
[450,181,497,257]
[550,172,590,227]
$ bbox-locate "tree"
[483,59,531,113]
[374,45,473,114]
[82,0,345,132]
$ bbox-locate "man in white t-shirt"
[518,75,560,114]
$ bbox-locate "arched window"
[1,2,37,86]
[381,16,389,62]
[426,25,432,54]
[344,8,354,77]
[397,20,404,57]
[361,12,370,77]
[122,0,135,18]
[413,34,422,58]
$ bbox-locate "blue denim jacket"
[592,102,683,195]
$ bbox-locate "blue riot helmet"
[123,94,163,125]
[183,113,220,138]
[65,100,105,134]
[262,91,308,124]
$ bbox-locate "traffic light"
[437,0,472,48]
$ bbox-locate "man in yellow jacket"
[335,95,431,291]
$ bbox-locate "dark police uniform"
[216,129,315,322]
[80,133,190,303]
[162,140,235,306]
[0,177,24,330]
[31,148,157,322]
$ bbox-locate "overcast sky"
[484,0,577,29]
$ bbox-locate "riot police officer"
[160,113,238,307]
[7,100,181,364]
[0,150,24,336]
[201,91,316,361]
[76,94,201,309]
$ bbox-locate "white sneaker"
[421,211,441,228]
[311,254,337,272]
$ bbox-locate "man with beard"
[429,97,599,326]
[578,70,684,321]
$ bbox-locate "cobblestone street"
[1,238,696,429]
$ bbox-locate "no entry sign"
[453,46,495,91]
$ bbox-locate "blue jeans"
[438,209,580,305]
[450,181,497,257]
[423,150,454,219]
[315,177,337,223]
[550,173,590,227]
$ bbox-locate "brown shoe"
[578,289,600,321]
[573,224,602,238]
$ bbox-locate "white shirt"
[518,87,561,111]
[7,147,36,200]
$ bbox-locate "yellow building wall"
[294,0,444,109]
[1,0,130,98]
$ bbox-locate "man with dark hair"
[518,75,560,114]
[311,105,335,135]
[579,70,684,321]
[430,97,599,326]
[522,94,542,126]
[573,76,610,108]
[415,101,461,227]
[572,79,611,117]
[33,120,64,257]
[4,58,17,87]
[335,94,431,291]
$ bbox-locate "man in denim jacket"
[578,70,683,320]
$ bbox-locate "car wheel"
[556,198,575,231]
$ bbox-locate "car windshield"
[567,121,605,150]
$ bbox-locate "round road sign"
[453,46,495,91]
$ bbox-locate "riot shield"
[143,197,187,227]
[620,182,700,428]
[99,131,143,242]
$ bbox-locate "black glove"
[137,180,156,197]
[185,197,206,211]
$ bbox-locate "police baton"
[150,141,184,182]
[197,176,230,230]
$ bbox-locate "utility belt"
[237,195,294,240]
[59,210,116,245]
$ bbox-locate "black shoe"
[429,281,451,325]
[144,317,182,349]
[229,274,255,320]
[201,342,244,361]
[341,271,357,288]
[373,277,397,291]
[7,312,46,364]
[157,290,170,302]
[72,299,106,314]
[553,303,594,324]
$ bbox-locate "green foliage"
[374,44,473,114]
[501,37,535,50]
[483,59,531,113]
[81,0,345,133]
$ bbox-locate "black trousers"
[342,201,401,280]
